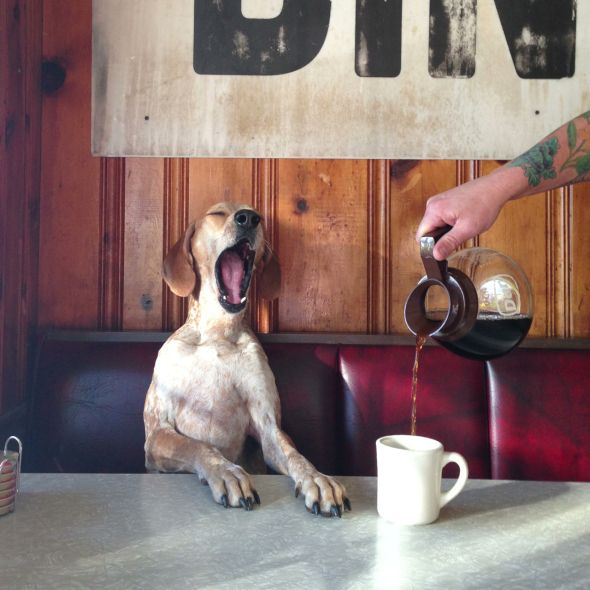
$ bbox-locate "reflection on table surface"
[1,474,589,590]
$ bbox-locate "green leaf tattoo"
[509,137,560,187]
[575,154,590,177]
[560,113,590,182]
[567,122,577,149]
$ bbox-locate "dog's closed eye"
[207,210,227,217]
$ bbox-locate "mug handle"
[440,452,469,508]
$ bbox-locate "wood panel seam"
[565,185,573,338]
[367,160,391,334]
[457,160,480,248]
[98,157,126,329]
[253,159,278,333]
[162,158,189,331]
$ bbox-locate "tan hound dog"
[144,202,350,516]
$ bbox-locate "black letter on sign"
[429,0,477,78]
[194,0,331,75]
[493,0,576,79]
[355,0,403,77]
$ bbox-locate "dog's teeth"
[222,295,228,301]
[240,297,247,303]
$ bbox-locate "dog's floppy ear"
[257,246,281,300]
[162,222,199,297]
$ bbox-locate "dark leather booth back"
[27,332,590,482]
[29,340,157,473]
[29,337,346,475]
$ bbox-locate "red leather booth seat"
[27,332,590,482]
[339,346,490,478]
[488,348,590,481]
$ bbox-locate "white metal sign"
[92,1,589,159]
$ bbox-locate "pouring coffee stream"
[404,226,534,434]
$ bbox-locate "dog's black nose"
[235,209,261,230]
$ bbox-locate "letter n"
[493,0,576,79]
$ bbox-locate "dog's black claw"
[330,504,342,518]
[294,483,302,498]
[344,497,352,511]
[312,502,321,516]
[221,494,229,509]
[239,497,252,511]
[253,490,261,505]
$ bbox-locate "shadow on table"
[437,480,570,523]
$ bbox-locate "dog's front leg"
[259,427,351,517]
[145,426,260,510]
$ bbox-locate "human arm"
[417,111,590,260]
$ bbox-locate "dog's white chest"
[156,339,248,397]
[150,337,268,457]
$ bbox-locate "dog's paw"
[295,473,351,518]
[205,464,260,511]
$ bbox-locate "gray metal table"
[1,474,589,589]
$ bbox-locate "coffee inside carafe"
[428,312,532,361]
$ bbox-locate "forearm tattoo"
[509,137,559,188]
[509,111,590,187]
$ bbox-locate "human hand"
[416,171,515,260]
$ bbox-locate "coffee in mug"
[376,434,468,525]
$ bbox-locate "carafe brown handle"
[419,226,452,282]
[404,226,478,340]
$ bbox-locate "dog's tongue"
[221,251,244,304]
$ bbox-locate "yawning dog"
[144,202,350,516]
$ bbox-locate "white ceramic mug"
[376,434,468,525]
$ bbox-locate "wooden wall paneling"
[180,158,255,330]
[21,0,43,409]
[547,186,571,338]
[0,0,20,413]
[570,181,590,337]
[477,161,549,337]
[0,0,42,413]
[162,158,190,331]
[0,4,7,411]
[456,159,480,248]
[34,0,586,346]
[39,0,101,328]
[253,159,278,334]
[98,157,125,329]
[186,158,255,217]
[122,158,165,331]
[389,160,459,334]
[367,160,391,334]
[275,160,368,333]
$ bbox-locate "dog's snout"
[235,209,261,230]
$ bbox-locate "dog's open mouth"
[215,239,256,313]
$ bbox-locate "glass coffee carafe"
[404,226,534,361]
